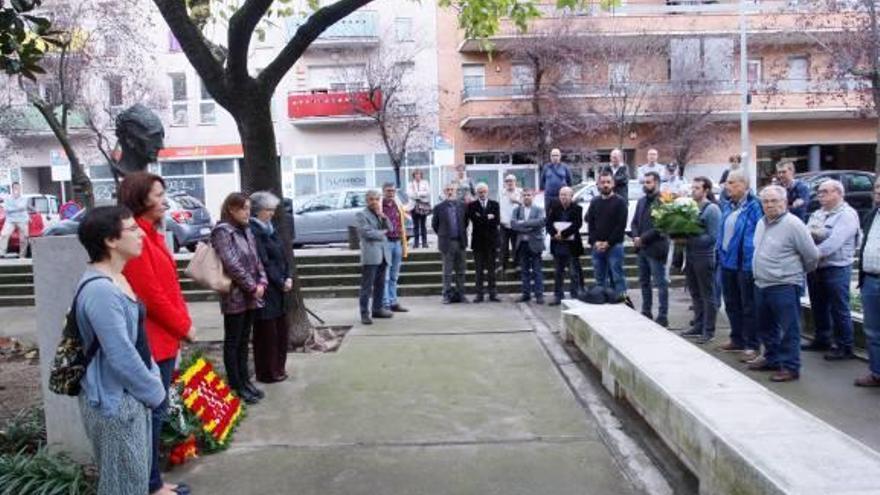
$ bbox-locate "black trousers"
[412,213,428,247]
[223,310,255,391]
[553,253,583,301]
[359,262,387,316]
[473,248,497,296]
[253,315,289,382]
[686,256,717,337]
[500,226,516,269]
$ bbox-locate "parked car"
[293,188,412,246]
[22,194,61,226]
[796,170,877,227]
[43,207,86,237]
[165,193,213,252]
[0,205,44,257]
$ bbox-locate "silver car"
[293,188,413,246]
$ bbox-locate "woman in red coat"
[119,172,192,495]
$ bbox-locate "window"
[294,174,317,197]
[396,103,416,115]
[848,174,874,193]
[318,154,366,171]
[462,64,485,94]
[561,63,582,86]
[107,77,124,109]
[295,157,316,171]
[199,80,216,125]
[344,191,367,208]
[169,73,187,126]
[206,159,235,175]
[511,64,534,91]
[394,17,413,42]
[747,59,762,83]
[300,192,340,212]
[609,62,630,84]
[787,56,810,91]
[162,161,204,177]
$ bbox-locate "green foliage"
[0,408,46,456]
[0,0,61,80]
[651,197,705,237]
[0,448,96,495]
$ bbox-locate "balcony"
[458,79,870,128]
[286,11,378,50]
[287,90,381,126]
[458,1,850,51]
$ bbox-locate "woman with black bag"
[407,169,431,248]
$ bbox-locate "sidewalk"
[168,297,639,494]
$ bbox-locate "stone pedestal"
[32,235,92,461]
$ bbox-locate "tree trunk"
[234,96,313,343]
[32,102,94,208]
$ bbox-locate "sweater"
[686,201,722,259]
[76,271,164,416]
[753,212,819,288]
[586,194,628,246]
[808,203,862,268]
[540,163,572,199]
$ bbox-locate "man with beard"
[630,172,671,326]
[586,171,628,297]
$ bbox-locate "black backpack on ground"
[49,276,111,396]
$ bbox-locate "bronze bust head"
[115,104,165,175]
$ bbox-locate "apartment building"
[436,0,874,196]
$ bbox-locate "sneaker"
[372,309,394,319]
[361,315,373,325]
[680,329,702,339]
[854,374,880,387]
[738,350,760,363]
[390,304,409,313]
[717,342,745,352]
[696,335,715,345]
[770,369,799,382]
[824,349,856,361]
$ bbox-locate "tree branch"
[227,0,274,82]
[152,0,227,101]
[259,0,375,91]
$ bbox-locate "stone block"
[32,236,92,461]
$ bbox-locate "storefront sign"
[288,90,381,119]
[158,144,243,159]
[50,150,71,182]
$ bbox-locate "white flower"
[674,197,697,208]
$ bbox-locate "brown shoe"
[716,342,745,352]
[739,350,760,363]
[770,370,799,382]
[854,374,880,387]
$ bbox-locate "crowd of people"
[72,173,293,494]
[356,149,880,387]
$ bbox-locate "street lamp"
[739,0,754,188]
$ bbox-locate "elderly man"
[719,154,743,203]
[0,182,29,259]
[804,179,862,361]
[631,171,670,326]
[355,190,395,325]
[381,182,409,313]
[717,170,764,360]
[637,149,665,185]
[499,174,523,271]
[546,186,584,306]
[682,177,722,344]
[433,183,469,304]
[512,189,546,304]
[751,185,819,382]
[586,171,628,297]
[604,148,630,200]
[855,176,880,387]
[467,182,501,302]
[540,148,572,206]
[775,161,810,222]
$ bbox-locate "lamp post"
[739,0,754,188]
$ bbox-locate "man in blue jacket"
[716,170,764,362]
[540,148,572,207]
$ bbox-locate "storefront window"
[163,161,204,177]
[319,154,366,171]
[294,174,317,197]
[319,170,366,191]
[206,159,235,175]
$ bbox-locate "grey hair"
[775,161,795,172]
[760,184,787,202]
[249,190,280,213]
[366,189,382,200]
[820,178,845,195]
[475,182,489,192]
[726,169,750,187]
[381,182,396,190]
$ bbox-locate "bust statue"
[114,104,165,175]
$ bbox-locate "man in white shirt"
[637,149,665,184]
[498,174,522,271]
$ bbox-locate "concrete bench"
[561,300,880,495]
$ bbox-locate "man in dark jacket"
[586,171,629,297]
[630,172,671,326]
[603,148,630,200]
[467,182,501,302]
[540,148,572,206]
[546,186,584,305]
[775,161,810,223]
[855,175,880,387]
[433,183,469,303]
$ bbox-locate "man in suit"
[467,182,501,302]
[546,186,584,306]
[355,190,395,325]
[604,148,630,200]
[433,183,469,304]
[512,189,546,304]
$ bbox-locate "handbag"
[49,276,110,396]
[185,242,232,293]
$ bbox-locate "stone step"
[0,294,35,307]
[294,268,647,288]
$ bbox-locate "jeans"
[721,269,759,350]
[441,240,466,299]
[359,262,387,315]
[149,358,176,493]
[553,252,583,301]
[518,246,544,299]
[638,252,669,318]
[686,256,717,337]
[473,248,497,297]
[592,243,626,296]
[808,265,854,351]
[383,240,403,308]
[862,275,880,376]
[756,284,802,373]
[412,213,428,247]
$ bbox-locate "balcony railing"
[285,10,378,44]
[287,90,382,120]
[461,78,870,101]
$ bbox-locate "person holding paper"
[546,186,584,305]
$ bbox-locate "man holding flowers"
[631,172,671,327]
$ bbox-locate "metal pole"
[739,0,753,189]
